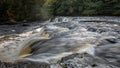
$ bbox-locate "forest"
[0,0,120,22]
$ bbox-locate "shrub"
[0,0,45,22]
[42,0,120,16]
[0,0,120,22]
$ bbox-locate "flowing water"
[0,16,120,68]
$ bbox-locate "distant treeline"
[0,0,120,21]
[0,0,45,21]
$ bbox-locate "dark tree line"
[0,0,45,22]
[0,0,120,22]
[43,0,120,16]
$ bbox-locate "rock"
[0,61,50,68]
[58,53,118,68]
[0,53,118,68]
[97,38,118,46]
[95,43,120,67]
[105,38,118,43]
[21,23,30,26]
[87,27,97,32]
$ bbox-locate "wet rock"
[58,53,118,68]
[87,27,98,32]
[95,43,120,67]
[105,38,118,43]
[0,61,50,68]
[21,23,30,26]
[98,38,118,46]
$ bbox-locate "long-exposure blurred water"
[0,16,120,68]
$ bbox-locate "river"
[0,16,120,68]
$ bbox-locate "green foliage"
[41,0,59,18]
[82,0,104,15]
[0,0,45,21]
[42,0,120,16]
[0,0,120,22]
